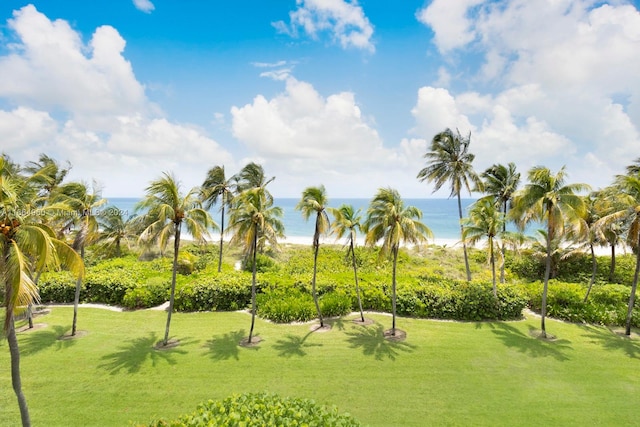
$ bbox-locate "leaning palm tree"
[228,187,284,343]
[296,185,330,328]
[479,163,521,283]
[510,166,589,338]
[364,188,433,337]
[137,172,216,346]
[462,198,505,297]
[1,156,84,427]
[55,181,106,336]
[329,204,366,322]
[596,172,640,335]
[201,165,235,272]
[417,128,481,281]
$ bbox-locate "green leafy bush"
[147,392,362,427]
[38,271,76,303]
[123,277,170,309]
[83,272,137,305]
[523,280,640,326]
[320,292,353,317]
[257,291,317,323]
[174,273,252,312]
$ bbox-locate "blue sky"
[1,0,639,198]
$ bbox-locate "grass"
[1,307,640,426]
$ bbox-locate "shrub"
[38,271,76,303]
[174,273,252,312]
[257,291,317,323]
[147,392,362,427]
[523,280,640,327]
[83,271,137,305]
[320,292,353,317]
[123,278,170,309]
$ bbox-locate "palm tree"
[595,186,627,282]
[462,198,505,297]
[296,185,330,328]
[96,206,137,257]
[510,166,589,338]
[417,128,482,281]
[364,188,433,337]
[596,171,640,335]
[228,187,284,343]
[329,204,366,322]
[234,162,275,198]
[575,193,606,302]
[55,181,106,336]
[23,153,72,203]
[479,163,521,283]
[1,156,84,427]
[137,172,216,346]
[201,165,235,272]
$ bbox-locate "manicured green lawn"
[1,307,639,426]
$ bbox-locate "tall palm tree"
[417,128,481,281]
[55,181,106,336]
[596,171,640,335]
[479,162,521,283]
[228,187,284,343]
[364,188,433,336]
[595,186,627,282]
[1,156,84,427]
[201,165,235,272]
[23,153,72,203]
[462,198,505,297]
[137,172,216,346]
[296,185,330,328]
[575,193,606,302]
[510,166,589,338]
[329,204,366,322]
[234,162,275,198]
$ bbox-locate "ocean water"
[108,197,475,242]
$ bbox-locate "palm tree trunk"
[7,317,31,427]
[71,246,84,336]
[490,237,497,298]
[163,222,181,346]
[458,193,472,281]
[217,203,225,273]
[311,244,324,328]
[391,246,398,335]
[350,239,365,322]
[624,233,640,336]
[248,231,258,343]
[609,244,616,282]
[500,200,507,283]
[584,243,597,302]
[541,225,552,338]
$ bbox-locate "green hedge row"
[523,280,640,327]
[146,392,362,427]
[174,273,252,312]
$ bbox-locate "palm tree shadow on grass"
[19,325,76,356]
[99,332,189,375]
[490,323,572,361]
[204,329,259,361]
[577,324,640,359]
[344,323,416,361]
[273,331,323,358]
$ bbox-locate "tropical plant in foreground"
[596,170,640,335]
[296,185,330,328]
[329,204,365,322]
[510,166,588,338]
[137,172,216,346]
[201,165,235,272]
[462,198,505,297]
[1,156,84,427]
[229,187,284,343]
[364,188,432,336]
[417,128,481,281]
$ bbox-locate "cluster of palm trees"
[2,135,640,425]
[422,128,640,338]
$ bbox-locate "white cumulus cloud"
[273,0,375,52]
[133,0,155,13]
